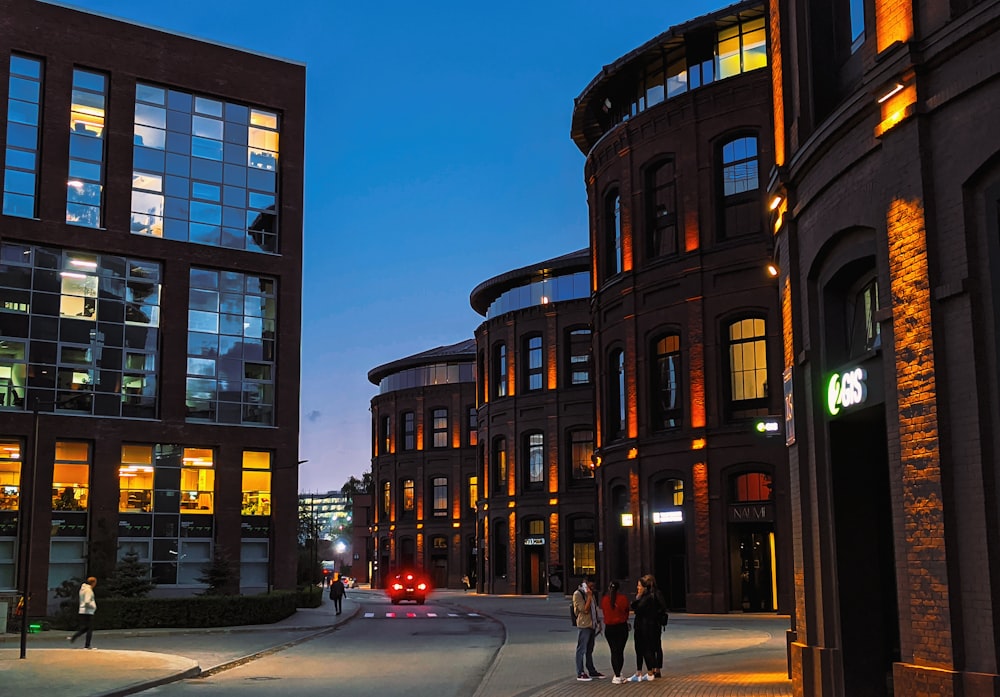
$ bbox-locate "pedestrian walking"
[328,574,346,615]
[572,575,605,681]
[599,579,631,683]
[627,574,666,681]
[68,576,97,649]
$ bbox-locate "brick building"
[0,0,304,612]
[368,339,478,589]
[471,249,595,595]
[768,0,1000,694]
[570,0,791,613]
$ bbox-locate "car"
[344,576,358,588]
[387,571,431,604]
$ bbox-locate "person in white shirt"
[69,576,97,649]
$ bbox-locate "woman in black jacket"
[627,574,665,681]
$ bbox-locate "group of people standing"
[572,574,667,684]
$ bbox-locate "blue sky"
[62,0,724,492]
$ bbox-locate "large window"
[605,190,623,278]
[0,243,161,417]
[380,415,391,455]
[567,328,592,386]
[0,440,22,512]
[131,84,280,252]
[728,317,768,417]
[381,480,391,518]
[181,448,215,513]
[432,476,447,517]
[607,349,627,440]
[524,432,544,491]
[732,472,772,502]
[3,55,42,218]
[119,444,153,512]
[466,475,478,516]
[241,450,271,515]
[66,69,107,228]
[571,517,596,575]
[652,334,682,430]
[717,16,768,79]
[466,406,478,447]
[431,408,448,448]
[647,159,678,258]
[524,334,543,392]
[186,268,276,425]
[401,411,415,451]
[492,343,507,398]
[492,436,507,497]
[568,429,595,481]
[402,478,415,513]
[720,135,761,238]
[52,441,89,510]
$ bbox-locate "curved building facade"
[471,250,596,595]
[769,0,1000,694]
[368,340,477,589]
[571,1,791,614]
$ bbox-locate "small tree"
[195,546,236,595]
[103,551,156,598]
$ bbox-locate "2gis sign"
[827,367,868,416]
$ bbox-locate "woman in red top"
[600,579,631,683]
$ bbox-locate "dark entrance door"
[522,546,545,594]
[830,406,899,697]
[728,527,774,611]
[653,522,686,610]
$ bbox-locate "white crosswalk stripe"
[362,611,484,619]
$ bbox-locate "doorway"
[829,406,899,697]
[653,522,687,610]
[728,527,775,611]
[522,546,546,594]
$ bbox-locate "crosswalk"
[362,611,484,619]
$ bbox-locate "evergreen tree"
[196,546,236,595]
[103,551,156,598]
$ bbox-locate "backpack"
[657,593,669,627]
[570,590,581,626]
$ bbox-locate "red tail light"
[417,582,427,591]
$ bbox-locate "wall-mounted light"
[769,195,784,211]
[620,513,633,527]
[877,83,905,104]
[627,447,638,459]
[766,261,780,278]
[691,438,706,450]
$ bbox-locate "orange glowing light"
[692,438,706,450]
[548,498,558,506]
[626,333,638,439]
[507,500,516,508]
[684,209,700,252]
[768,0,785,168]
[688,299,706,428]
[627,448,638,459]
[875,83,916,137]
[876,0,913,52]
[547,339,557,390]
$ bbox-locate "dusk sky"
[63,0,723,493]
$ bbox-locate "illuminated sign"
[827,367,868,416]
[755,419,781,435]
[620,513,634,527]
[652,510,683,524]
[523,537,545,546]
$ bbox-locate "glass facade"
[378,361,474,394]
[3,55,42,218]
[0,242,160,416]
[66,69,107,228]
[186,267,276,425]
[484,271,590,319]
[131,84,280,252]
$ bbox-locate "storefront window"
[119,444,153,512]
[52,441,89,510]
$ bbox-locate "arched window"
[652,477,684,523]
[646,159,677,258]
[524,431,544,491]
[607,349,627,440]
[719,135,761,239]
[605,189,622,278]
[651,334,682,429]
[727,317,768,419]
[732,471,773,502]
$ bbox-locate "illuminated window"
[381,480,391,517]
[571,517,596,575]
[0,341,27,408]
[402,478,415,513]
[431,408,448,448]
[132,84,280,252]
[717,16,768,79]
[467,475,478,515]
[186,268,276,425]
[607,349,627,440]
[180,447,214,513]
[524,432,544,491]
[241,450,271,515]
[727,317,768,418]
[605,190,622,279]
[492,343,507,398]
[3,55,42,218]
[568,429,594,481]
[732,472,772,502]
[567,328,592,386]
[380,415,391,455]
[432,476,447,517]
[654,477,685,508]
[523,335,543,392]
[401,411,415,451]
[119,444,153,512]
[528,519,545,536]
[652,334,682,430]
[52,441,89,510]
[720,135,761,239]
[66,69,107,228]
[647,160,677,258]
[492,437,507,497]
[0,440,22,511]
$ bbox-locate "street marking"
[364,612,375,618]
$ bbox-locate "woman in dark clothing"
[628,574,665,681]
[599,580,631,683]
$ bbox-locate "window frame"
[725,315,769,419]
[607,347,627,441]
[651,332,683,430]
[523,333,544,392]
[523,431,544,492]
